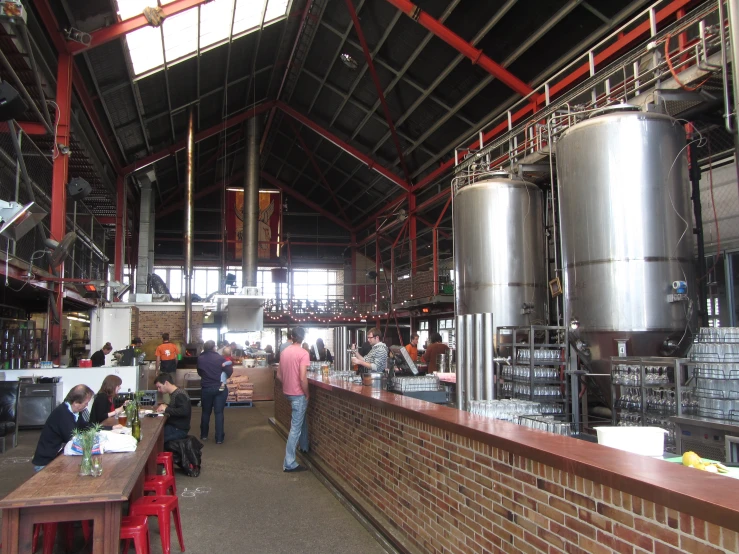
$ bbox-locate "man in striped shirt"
[351,328,388,373]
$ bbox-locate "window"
[116,0,290,76]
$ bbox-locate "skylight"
[116,0,289,76]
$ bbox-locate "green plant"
[72,423,103,454]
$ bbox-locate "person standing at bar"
[156,332,180,373]
[197,340,232,444]
[278,326,310,473]
[404,333,420,362]
[91,342,113,367]
[422,332,450,373]
[351,328,388,373]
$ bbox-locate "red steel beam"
[434,195,452,228]
[0,122,48,135]
[50,52,73,363]
[67,0,211,55]
[384,0,532,97]
[344,0,412,184]
[276,101,410,192]
[288,119,352,224]
[123,101,275,174]
[408,193,416,274]
[261,171,354,232]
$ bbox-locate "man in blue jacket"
[32,384,94,471]
[197,340,233,444]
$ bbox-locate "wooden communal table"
[0,416,165,554]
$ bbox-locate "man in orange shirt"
[404,333,420,361]
[155,333,180,373]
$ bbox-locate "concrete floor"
[0,402,388,554]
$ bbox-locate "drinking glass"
[91,456,103,477]
[118,414,127,427]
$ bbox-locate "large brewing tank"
[453,172,548,337]
[556,109,694,364]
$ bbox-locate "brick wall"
[275,384,738,554]
[138,310,203,345]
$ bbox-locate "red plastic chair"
[120,515,150,554]
[129,495,185,554]
[143,474,176,496]
[156,452,174,479]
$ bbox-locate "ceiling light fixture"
[340,52,358,70]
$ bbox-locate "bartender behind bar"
[351,328,388,373]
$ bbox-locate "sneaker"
[219,385,225,391]
[200,436,208,441]
[283,465,308,473]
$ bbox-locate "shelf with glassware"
[496,326,567,415]
[674,327,739,424]
[609,356,678,451]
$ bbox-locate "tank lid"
[587,103,641,119]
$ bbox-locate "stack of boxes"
[226,374,253,403]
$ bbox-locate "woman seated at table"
[90,375,128,424]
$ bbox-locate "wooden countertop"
[0,417,164,509]
[306,375,739,532]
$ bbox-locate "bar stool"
[143,474,176,496]
[120,515,150,554]
[35,520,92,554]
[129,496,185,554]
[156,452,174,477]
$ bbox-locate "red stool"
[156,452,174,478]
[129,495,185,554]
[143,474,176,496]
[120,515,150,554]
[35,521,91,553]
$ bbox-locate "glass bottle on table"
[131,406,141,442]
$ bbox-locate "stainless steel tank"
[453,172,547,407]
[454,172,548,328]
[556,109,694,366]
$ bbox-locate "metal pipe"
[483,312,494,400]
[464,313,474,410]
[726,0,739,203]
[242,118,259,288]
[689,137,707,327]
[474,313,484,401]
[0,49,53,135]
[184,108,194,344]
[455,314,465,409]
[726,253,736,327]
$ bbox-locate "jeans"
[284,394,309,470]
[164,424,188,443]
[201,386,228,442]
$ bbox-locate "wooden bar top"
[307,375,739,533]
[0,417,164,509]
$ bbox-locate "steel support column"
[49,52,73,363]
[184,108,194,344]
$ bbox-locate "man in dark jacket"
[197,340,232,444]
[32,384,94,471]
[155,373,191,443]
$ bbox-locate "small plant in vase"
[73,423,102,476]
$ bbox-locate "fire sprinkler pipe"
[184,108,194,344]
[383,0,532,97]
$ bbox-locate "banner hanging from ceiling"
[226,190,281,260]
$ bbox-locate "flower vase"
[79,452,93,476]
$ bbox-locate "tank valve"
[668,280,688,303]
[520,303,534,315]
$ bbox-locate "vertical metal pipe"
[689,138,708,327]
[474,313,484,402]
[726,253,736,327]
[184,108,194,344]
[464,314,474,410]
[242,117,260,288]
[483,312,495,400]
[456,314,465,409]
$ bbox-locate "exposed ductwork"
[184,108,194,343]
[135,175,154,294]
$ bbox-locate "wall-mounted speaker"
[0,82,27,122]
[67,177,92,201]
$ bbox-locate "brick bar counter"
[273,376,739,554]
